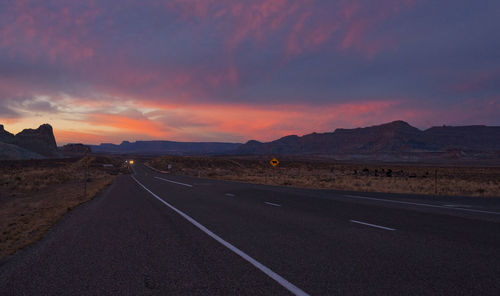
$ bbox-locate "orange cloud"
[0,118,20,124]
[87,114,169,139]
[54,129,111,145]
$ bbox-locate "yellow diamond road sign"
[270,157,279,167]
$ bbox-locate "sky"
[0,0,499,145]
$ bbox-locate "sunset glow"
[0,0,499,144]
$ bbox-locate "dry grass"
[0,156,125,260]
[148,155,500,198]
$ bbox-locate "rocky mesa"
[0,124,61,160]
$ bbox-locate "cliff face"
[13,124,61,158]
[0,124,61,160]
[0,125,15,144]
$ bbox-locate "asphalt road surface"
[1,162,499,295]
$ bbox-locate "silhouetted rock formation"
[13,124,61,158]
[0,124,61,160]
[60,143,91,155]
[421,125,500,151]
[0,124,15,143]
[234,121,500,162]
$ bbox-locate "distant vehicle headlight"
[129,160,134,164]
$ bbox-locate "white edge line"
[131,176,309,296]
[154,176,193,187]
[349,220,396,231]
[265,202,282,207]
[225,193,236,197]
[344,195,500,215]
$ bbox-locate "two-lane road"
[1,162,499,295]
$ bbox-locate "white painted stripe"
[444,204,472,208]
[265,202,281,207]
[344,195,500,215]
[349,220,396,231]
[225,193,236,197]
[154,176,193,187]
[131,176,309,296]
[130,165,137,175]
[144,163,169,174]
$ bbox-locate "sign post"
[434,169,438,196]
[84,148,89,198]
[269,157,279,184]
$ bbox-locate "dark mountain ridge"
[5,120,493,162]
[234,121,500,161]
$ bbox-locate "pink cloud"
[0,0,101,63]
[338,0,416,56]
[166,0,415,58]
[0,0,420,107]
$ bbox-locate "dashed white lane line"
[225,193,236,197]
[344,195,500,215]
[132,176,309,296]
[349,220,396,231]
[154,176,193,187]
[265,202,282,207]
[144,163,169,174]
